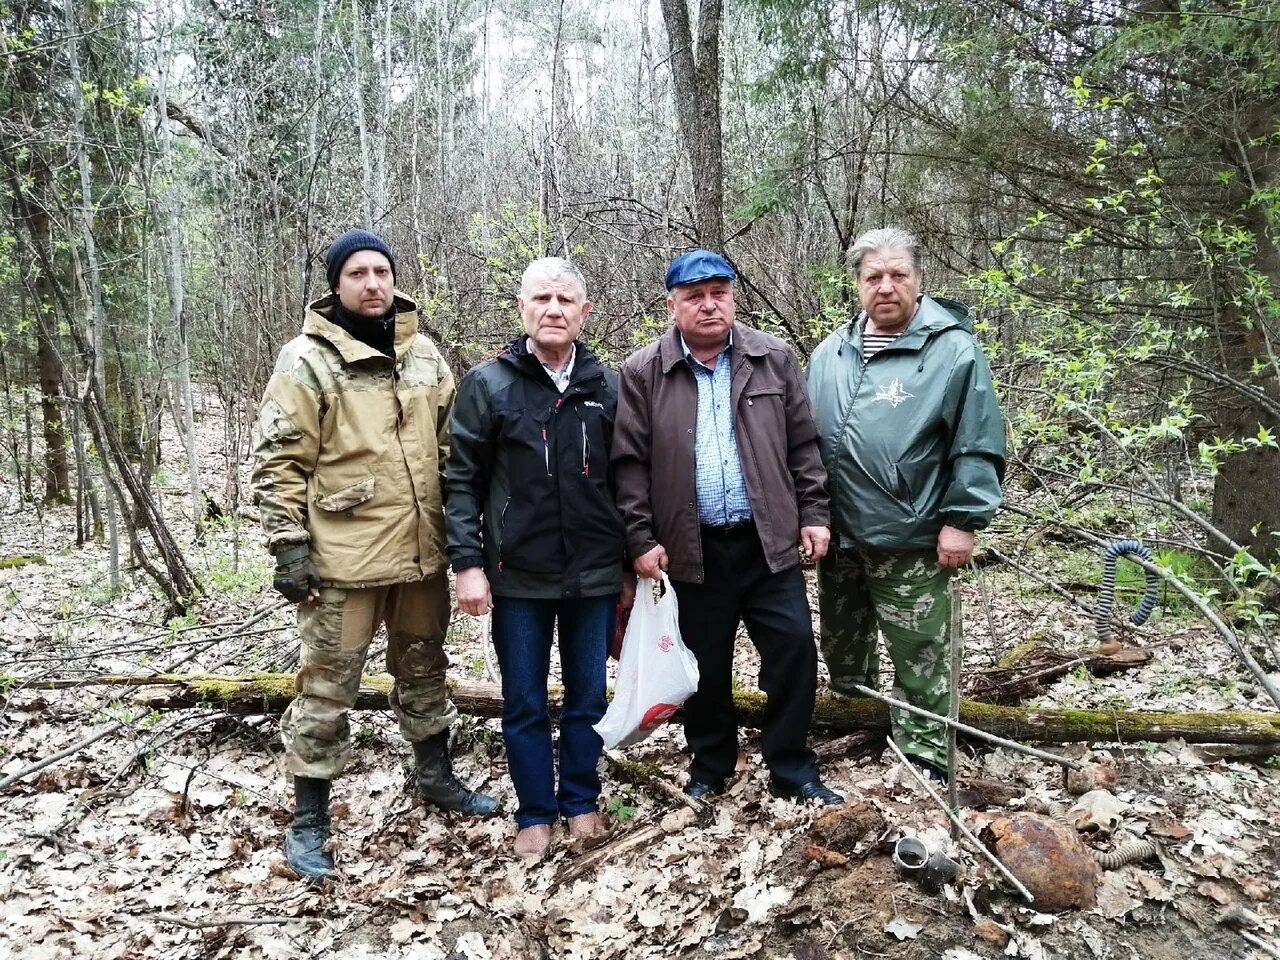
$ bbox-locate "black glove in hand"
[273,545,319,603]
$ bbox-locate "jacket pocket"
[743,386,786,427]
[891,464,920,519]
[314,477,376,512]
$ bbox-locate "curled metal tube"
[1096,540,1160,644]
[1093,838,1157,870]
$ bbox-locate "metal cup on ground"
[892,836,928,877]
[920,849,959,893]
[893,835,958,893]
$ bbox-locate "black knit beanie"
[324,229,396,291]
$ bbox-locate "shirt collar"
[678,329,733,368]
[537,341,576,391]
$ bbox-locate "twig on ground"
[884,736,1034,904]
[160,599,290,672]
[814,730,879,760]
[603,749,710,819]
[551,815,667,892]
[851,684,1083,770]
[0,721,124,793]
[154,913,302,929]
[53,714,216,837]
[1240,931,1280,959]
[948,577,963,837]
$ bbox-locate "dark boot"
[412,732,499,817]
[283,776,336,879]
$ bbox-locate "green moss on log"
[43,673,1280,746]
[995,641,1045,669]
[609,757,668,786]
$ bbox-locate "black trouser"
[671,524,820,789]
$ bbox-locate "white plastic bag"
[593,574,700,749]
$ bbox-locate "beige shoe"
[513,823,552,859]
[567,811,604,839]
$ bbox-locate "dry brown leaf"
[1147,815,1192,840]
[972,916,1010,948]
[1197,880,1235,906]
[1095,873,1143,919]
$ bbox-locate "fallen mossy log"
[965,643,1152,705]
[33,673,1280,747]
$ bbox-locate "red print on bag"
[657,635,673,652]
[641,703,678,730]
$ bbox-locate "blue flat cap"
[665,249,737,290]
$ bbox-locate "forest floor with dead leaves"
[2,398,1280,960]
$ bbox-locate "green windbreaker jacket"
[806,294,1005,551]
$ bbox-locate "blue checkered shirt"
[682,333,753,526]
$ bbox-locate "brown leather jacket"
[612,323,829,583]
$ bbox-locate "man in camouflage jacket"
[251,229,496,880]
[806,227,1005,784]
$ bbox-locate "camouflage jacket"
[250,292,455,587]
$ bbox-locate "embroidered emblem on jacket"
[873,378,914,408]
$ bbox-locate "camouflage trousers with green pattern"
[816,548,953,770]
[281,573,458,779]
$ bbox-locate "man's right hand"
[273,545,320,604]
[455,567,492,616]
[633,544,669,580]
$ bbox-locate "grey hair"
[519,257,587,300]
[849,227,924,276]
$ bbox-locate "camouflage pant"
[816,548,953,769]
[281,574,458,779]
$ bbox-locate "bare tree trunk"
[59,2,196,606]
[63,0,120,583]
[546,0,571,255]
[373,0,391,227]
[0,343,20,493]
[434,0,451,276]
[154,4,202,535]
[351,0,375,228]
[32,215,70,505]
[658,0,725,249]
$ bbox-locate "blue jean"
[490,594,615,828]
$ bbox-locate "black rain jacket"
[444,336,625,598]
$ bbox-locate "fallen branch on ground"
[604,749,710,819]
[20,674,1280,748]
[964,642,1151,705]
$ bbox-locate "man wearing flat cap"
[251,228,497,881]
[612,249,842,806]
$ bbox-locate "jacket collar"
[659,321,769,374]
[303,291,420,363]
[500,335,604,387]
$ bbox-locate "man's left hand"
[936,525,975,568]
[800,526,831,562]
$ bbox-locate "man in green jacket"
[251,229,497,881]
[806,227,1005,782]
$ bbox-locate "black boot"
[412,732,499,817]
[283,776,336,879]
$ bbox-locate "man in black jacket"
[445,257,631,858]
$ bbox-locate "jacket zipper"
[544,397,564,477]
[497,496,510,571]
[581,420,589,475]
